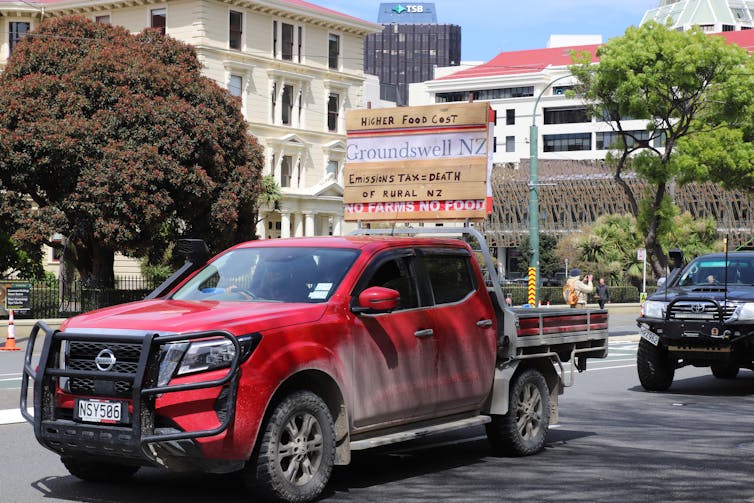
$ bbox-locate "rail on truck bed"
[351,225,609,387]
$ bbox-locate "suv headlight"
[643,300,667,319]
[157,334,260,387]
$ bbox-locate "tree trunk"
[645,182,669,278]
[70,239,116,289]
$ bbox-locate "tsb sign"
[392,4,425,14]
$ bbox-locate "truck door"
[419,248,497,415]
[349,249,437,428]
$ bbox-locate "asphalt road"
[3,332,754,502]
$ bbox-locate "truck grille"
[668,301,738,321]
[67,341,142,398]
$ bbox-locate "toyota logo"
[691,304,706,313]
[95,349,117,372]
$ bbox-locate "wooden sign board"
[346,101,491,133]
[344,102,493,222]
[344,159,487,204]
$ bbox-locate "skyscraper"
[364,3,461,106]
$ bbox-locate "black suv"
[637,252,754,390]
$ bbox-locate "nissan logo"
[691,304,706,313]
[95,349,117,372]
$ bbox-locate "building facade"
[409,30,754,273]
[642,0,754,32]
[364,2,460,106]
[0,0,380,274]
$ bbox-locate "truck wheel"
[245,391,335,503]
[711,365,740,379]
[637,338,675,391]
[62,457,139,482]
[486,368,550,456]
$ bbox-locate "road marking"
[0,408,31,425]
[585,363,636,371]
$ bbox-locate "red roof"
[438,43,600,81]
[439,28,754,81]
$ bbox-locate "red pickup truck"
[22,229,607,503]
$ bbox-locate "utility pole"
[529,74,573,306]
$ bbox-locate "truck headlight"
[157,334,260,387]
[735,303,754,321]
[643,300,667,319]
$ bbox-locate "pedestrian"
[564,269,594,308]
[595,277,610,309]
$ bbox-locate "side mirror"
[657,277,666,288]
[353,286,400,313]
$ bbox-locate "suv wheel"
[637,338,675,391]
[486,368,550,456]
[245,391,335,503]
[711,364,739,379]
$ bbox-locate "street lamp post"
[529,74,572,306]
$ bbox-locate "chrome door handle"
[476,319,493,328]
[414,328,434,338]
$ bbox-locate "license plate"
[74,399,129,424]
[641,328,660,346]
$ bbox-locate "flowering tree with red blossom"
[0,16,264,287]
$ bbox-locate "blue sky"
[321,1,660,61]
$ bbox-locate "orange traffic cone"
[0,310,21,351]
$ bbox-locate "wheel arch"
[261,369,350,465]
[485,358,560,422]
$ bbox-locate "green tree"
[516,234,561,279]
[559,213,719,287]
[0,16,264,288]
[570,21,754,277]
[0,192,44,279]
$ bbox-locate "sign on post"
[344,102,494,222]
[638,248,647,300]
[0,281,31,316]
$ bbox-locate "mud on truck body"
[22,228,607,503]
[637,251,754,391]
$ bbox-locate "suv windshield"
[172,247,360,303]
[676,256,754,287]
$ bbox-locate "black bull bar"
[20,321,245,458]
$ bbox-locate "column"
[304,212,316,237]
[275,79,285,124]
[293,83,302,128]
[256,213,267,240]
[273,152,282,182]
[280,211,291,238]
[293,212,304,237]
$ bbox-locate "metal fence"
[11,277,651,320]
[19,276,160,319]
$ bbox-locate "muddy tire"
[711,365,739,379]
[62,457,139,482]
[245,391,335,503]
[486,368,550,456]
[637,338,675,391]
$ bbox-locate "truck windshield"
[677,257,754,287]
[171,247,360,303]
